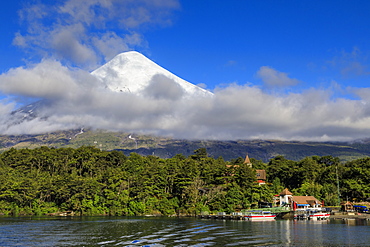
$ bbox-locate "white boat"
[308,209,330,220]
[244,211,276,221]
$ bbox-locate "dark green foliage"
[0,147,368,216]
[267,156,299,189]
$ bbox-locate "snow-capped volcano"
[91,51,212,97]
[5,51,212,134]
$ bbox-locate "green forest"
[0,146,369,216]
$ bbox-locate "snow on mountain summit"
[91,51,212,98]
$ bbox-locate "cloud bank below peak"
[1,57,370,142]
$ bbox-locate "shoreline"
[330,213,370,220]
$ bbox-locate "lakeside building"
[243,154,266,185]
[255,170,266,185]
[279,188,323,210]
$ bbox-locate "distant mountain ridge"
[1,129,370,162]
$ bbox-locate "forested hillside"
[0,146,369,216]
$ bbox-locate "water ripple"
[0,217,369,246]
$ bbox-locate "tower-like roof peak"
[244,154,251,164]
[279,188,293,196]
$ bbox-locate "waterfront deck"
[199,210,370,221]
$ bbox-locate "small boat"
[308,209,330,220]
[244,211,276,221]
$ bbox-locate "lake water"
[0,216,369,246]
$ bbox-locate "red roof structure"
[291,196,321,206]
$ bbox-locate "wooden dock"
[199,211,370,221]
[198,214,245,220]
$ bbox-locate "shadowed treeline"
[0,146,369,216]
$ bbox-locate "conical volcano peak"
[117,50,147,58]
[91,51,212,97]
[111,51,153,65]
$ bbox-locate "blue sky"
[147,1,370,92]
[1,0,370,141]
[2,0,370,92]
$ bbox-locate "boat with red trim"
[244,210,276,221]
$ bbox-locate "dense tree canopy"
[0,147,368,216]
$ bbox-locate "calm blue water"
[0,217,369,246]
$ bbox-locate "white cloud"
[143,74,185,100]
[2,61,370,141]
[14,0,180,69]
[0,60,99,101]
[0,100,15,115]
[328,47,370,77]
[257,66,300,87]
[50,24,98,66]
